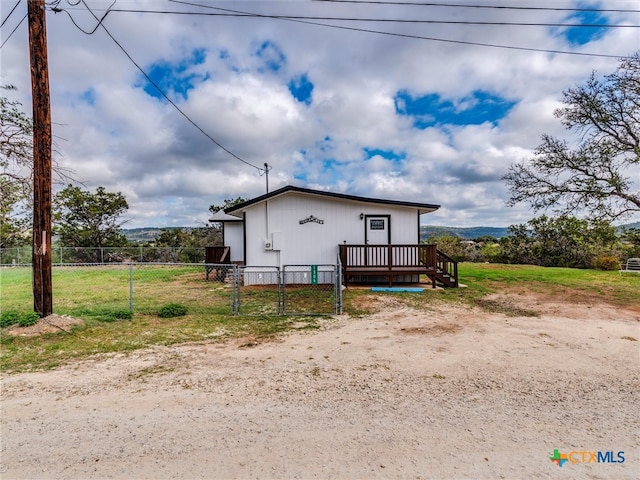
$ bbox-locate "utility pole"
[28,0,53,316]
[264,163,270,193]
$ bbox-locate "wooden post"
[28,0,53,316]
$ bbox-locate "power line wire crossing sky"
[2,0,639,227]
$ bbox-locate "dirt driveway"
[1,293,639,479]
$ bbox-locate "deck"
[338,244,458,288]
[204,246,231,281]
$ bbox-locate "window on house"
[370,219,385,230]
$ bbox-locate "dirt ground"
[1,292,639,479]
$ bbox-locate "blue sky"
[2,0,638,228]
[141,48,208,100]
[394,90,516,129]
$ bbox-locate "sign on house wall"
[299,215,324,225]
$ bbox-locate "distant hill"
[122,226,218,243]
[123,221,640,244]
[420,225,510,241]
[420,221,640,242]
[121,227,174,243]
[620,221,640,230]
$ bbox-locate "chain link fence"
[235,266,282,316]
[234,265,342,316]
[1,263,235,319]
[1,262,342,319]
[0,246,206,265]
[282,265,342,316]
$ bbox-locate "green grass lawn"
[2,263,639,373]
[456,262,640,306]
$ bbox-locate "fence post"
[129,263,134,312]
[336,258,343,315]
[278,268,283,316]
[232,265,239,315]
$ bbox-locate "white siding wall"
[225,222,244,262]
[242,192,419,267]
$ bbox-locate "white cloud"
[2,0,638,228]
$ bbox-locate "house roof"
[209,209,243,222]
[223,185,440,217]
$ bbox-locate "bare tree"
[504,52,640,220]
[0,87,72,246]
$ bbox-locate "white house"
[209,186,458,287]
[210,185,439,266]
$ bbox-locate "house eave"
[209,210,243,222]
[225,185,440,214]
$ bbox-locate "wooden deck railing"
[339,244,432,287]
[338,244,458,287]
[436,249,458,287]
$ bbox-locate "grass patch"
[158,303,188,318]
[2,263,639,374]
[457,263,640,305]
[342,263,640,316]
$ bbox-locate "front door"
[365,215,390,266]
[365,215,390,244]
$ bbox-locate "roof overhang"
[225,185,440,215]
[209,210,243,222]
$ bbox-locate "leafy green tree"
[54,185,129,254]
[155,228,187,248]
[0,178,30,247]
[153,226,222,262]
[185,226,221,248]
[504,52,640,221]
[1,87,72,247]
[620,227,640,259]
[209,197,246,214]
[479,241,502,263]
[0,90,33,193]
[1,90,34,247]
[498,215,620,268]
[425,234,468,262]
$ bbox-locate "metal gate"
[234,266,281,315]
[282,265,341,316]
[233,264,342,316]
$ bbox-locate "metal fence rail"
[1,262,343,318]
[0,247,207,265]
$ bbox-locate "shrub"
[113,310,133,320]
[97,310,133,323]
[1,310,20,328]
[157,303,188,318]
[18,312,41,327]
[592,255,621,271]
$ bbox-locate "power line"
[54,1,265,173]
[168,0,634,59]
[311,0,640,14]
[0,13,26,49]
[51,0,114,35]
[1,0,21,29]
[89,8,639,29]
[49,1,638,57]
